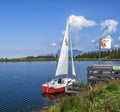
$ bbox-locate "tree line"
[0,56,56,62]
[76,49,120,60]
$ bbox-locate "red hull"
[41,86,65,94]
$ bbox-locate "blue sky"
[0,0,120,58]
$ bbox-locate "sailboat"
[41,20,76,94]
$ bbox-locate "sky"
[0,0,120,58]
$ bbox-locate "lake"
[0,61,120,112]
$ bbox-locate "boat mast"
[69,24,76,79]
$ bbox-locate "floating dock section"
[87,65,120,84]
[65,81,91,94]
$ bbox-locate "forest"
[76,49,120,60]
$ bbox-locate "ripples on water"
[0,62,54,112]
[0,61,119,112]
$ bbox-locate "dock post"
[65,86,67,92]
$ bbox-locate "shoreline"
[0,57,120,62]
[40,79,120,112]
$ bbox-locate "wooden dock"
[87,65,120,84]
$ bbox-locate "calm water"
[0,61,120,112]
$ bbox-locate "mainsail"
[55,21,69,76]
[55,21,76,77]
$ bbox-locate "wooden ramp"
[65,90,78,94]
[65,81,91,95]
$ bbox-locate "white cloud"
[61,15,96,47]
[68,15,96,31]
[113,44,120,48]
[105,35,112,39]
[101,19,118,36]
[49,42,56,47]
[104,35,113,43]
[100,20,118,49]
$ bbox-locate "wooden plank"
[65,90,78,94]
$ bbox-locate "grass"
[41,80,120,112]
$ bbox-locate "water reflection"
[42,92,65,100]
[42,92,65,109]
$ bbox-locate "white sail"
[55,22,69,76]
[70,31,76,77]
